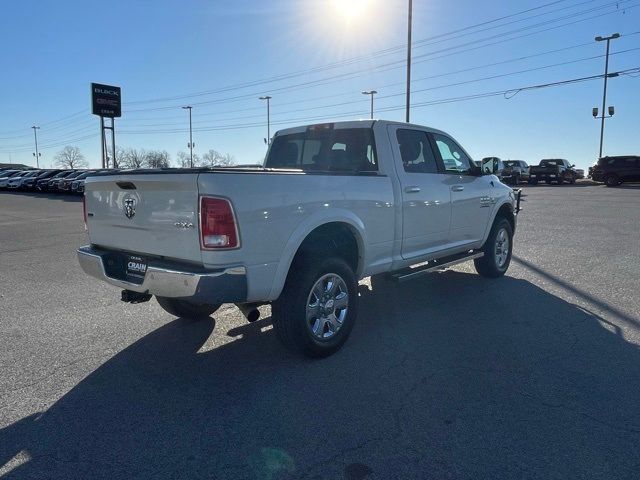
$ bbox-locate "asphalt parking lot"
[1,183,639,480]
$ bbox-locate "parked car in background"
[529,159,576,185]
[7,170,40,190]
[36,170,72,191]
[501,160,530,185]
[45,170,78,192]
[70,170,108,195]
[589,156,640,187]
[0,170,25,187]
[58,170,90,193]
[0,170,32,189]
[575,169,585,179]
[22,170,61,190]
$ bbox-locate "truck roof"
[274,119,450,137]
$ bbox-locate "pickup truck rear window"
[265,128,378,173]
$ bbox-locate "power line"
[112,68,639,135]
[0,0,631,137]
[122,0,604,106]
[0,0,636,143]
[121,2,637,114]
[94,48,640,130]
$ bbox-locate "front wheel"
[474,217,513,278]
[156,297,221,319]
[605,174,620,187]
[272,257,358,358]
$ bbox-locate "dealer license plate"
[126,255,147,278]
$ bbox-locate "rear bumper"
[77,245,247,303]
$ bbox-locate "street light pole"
[259,96,272,145]
[182,106,194,167]
[595,33,620,159]
[405,0,413,123]
[31,126,41,168]
[362,90,378,119]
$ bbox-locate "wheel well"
[294,222,360,274]
[495,203,515,233]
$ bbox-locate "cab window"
[396,129,438,173]
[432,133,474,174]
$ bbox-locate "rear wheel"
[605,174,620,187]
[156,297,221,319]
[272,256,358,358]
[474,217,513,278]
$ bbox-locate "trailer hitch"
[121,289,152,304]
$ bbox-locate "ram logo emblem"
[123,197,136,219]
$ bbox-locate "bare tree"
[146,150,171,168]
[118,148,148,169]
[176,151,200,168]
[201,149,235,167]
[54,146,88,169]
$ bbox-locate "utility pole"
[362,90,378,119]
[31,126,41,168]
[594,33,620,159]
[405,0,413,123]
[259,96,272,145]
[182,106,194,167]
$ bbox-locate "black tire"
[605,174,619,187]
[474,217,513,278]
[156,297,221,319]
[272,256,358,358]
[528,178,538,185]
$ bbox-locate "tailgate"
[85,173,202,263]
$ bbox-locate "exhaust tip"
[236,303,262,323]
[247,309,260,323]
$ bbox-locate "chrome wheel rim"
[306,273,349,340]
[494,228,510,269]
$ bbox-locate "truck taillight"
[82,194,87,230]
[200,196,239,249]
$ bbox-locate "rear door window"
[266,127,377,173]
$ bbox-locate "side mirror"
[481,157,502,175]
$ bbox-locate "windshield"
[265,127,377,172]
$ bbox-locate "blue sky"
[1,0,638,170]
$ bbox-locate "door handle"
[404,186,421,193]
[451,185,464,192]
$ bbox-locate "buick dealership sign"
[91,83,121,117]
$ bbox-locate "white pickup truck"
[78,120,520,357]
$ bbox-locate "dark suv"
[589,156,640,187]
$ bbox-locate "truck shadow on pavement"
[2,271,640,479]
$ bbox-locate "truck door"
[430,133,493,246]
[388,126,452,260]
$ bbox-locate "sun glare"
[331,0,373,21]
